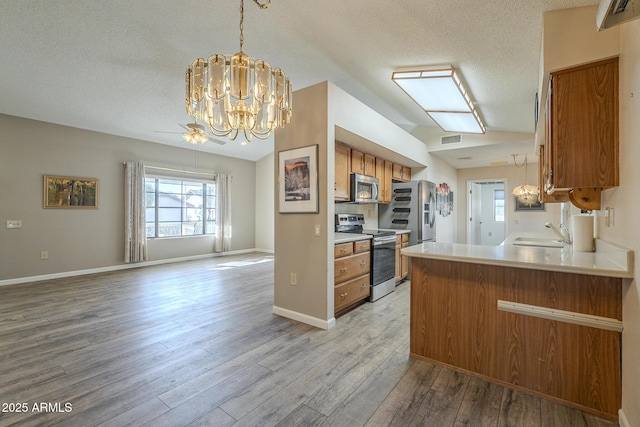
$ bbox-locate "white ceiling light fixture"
[185,0,292,144]
[392,66,486,134]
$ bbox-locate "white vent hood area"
[597,0,640,30]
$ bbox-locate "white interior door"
[467,182,483,244]
[467,180,506,245]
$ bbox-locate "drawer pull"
[360,261,367,267]
[340,267,348,272]
[341,292,348,299]
[340,248,348,253]
[361,284,367,289]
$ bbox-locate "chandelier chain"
[239,0,244,52]
[239,0,271,52]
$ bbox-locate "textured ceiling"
[0,0,599,166]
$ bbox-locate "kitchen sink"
[512,237,564,248]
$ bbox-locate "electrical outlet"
[290,272,297,286]
[314,224,321,236]
[610,207,615,227]
[40,251,49,260]
[6,220,22,229]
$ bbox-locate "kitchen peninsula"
[403,235,633,420]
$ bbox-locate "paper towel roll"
[571,215,594,252]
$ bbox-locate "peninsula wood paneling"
[410,257,622,420]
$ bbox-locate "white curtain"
[214,173,232,253]
[124,161,148,263]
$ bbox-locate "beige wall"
[600,19,640,427]
[255,152,274,252]
[0,114,257,282]
[274,83,331,325]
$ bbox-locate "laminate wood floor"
[0,253,619,427]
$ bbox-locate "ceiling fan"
[155,123,226,145]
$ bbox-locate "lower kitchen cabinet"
[334,239,371,315]
[401,233,409,279]
[395,233,410,282]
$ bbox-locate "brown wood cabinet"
[542,57,619,210]
[334,142,351,201]
[375,158,392,204]
[351,149,375,177]
[394,235,402,283]
[335,142,412,203]
[334,239,371,315]
[410,257,622,420]
[401,233,409,279]
[394,233,410,282]
[538,144,569,203]
[392,163,411,182]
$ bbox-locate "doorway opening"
[466,179,507,245]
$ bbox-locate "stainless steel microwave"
[349,173,379,203]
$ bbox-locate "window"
[494,189,505,222]
[145,177,216,238]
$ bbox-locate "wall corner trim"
[272,305,335,330]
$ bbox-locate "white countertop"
[375,228,410,235]
[334,233,372,244]
[401,232,634,278]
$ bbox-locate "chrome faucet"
[545,222,571,244]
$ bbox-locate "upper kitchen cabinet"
[375,158,392,204]
[335,142,351,201]
[542,57,618,210]
[351,149,375,176]
[538,144,569,203]
[392,163,411,182]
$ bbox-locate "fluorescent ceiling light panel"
[428,111,486,134]
[392,66,486,134]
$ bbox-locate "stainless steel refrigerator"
[378,180,436,245]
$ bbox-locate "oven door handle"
[373,236,397,245]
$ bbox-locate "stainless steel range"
[335,213,397,301]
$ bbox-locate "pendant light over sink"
[511,154,540,204]
[185,0,292,144]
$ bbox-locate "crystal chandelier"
[185,0,292,143]
[511,154,540,204]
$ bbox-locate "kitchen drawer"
[334,242,354,258]
[334,252,370,283]
[353,239,370,254]
[335,274,370,313]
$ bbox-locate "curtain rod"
[122,162,219,178]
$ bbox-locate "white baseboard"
[0,248,270,287]
[619,409,631,427]
[273,305,335,330]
